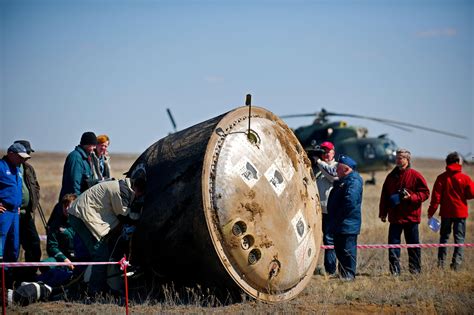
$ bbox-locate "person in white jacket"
[309,141,338,275]
[68,177,145,296]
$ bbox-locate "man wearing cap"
[327,154,363,280]
[0,143,31,267]
[58,131,98,201]
[14,140,42,281]
[308,141,338,275]
[379,149,430,275]
[427,152,474,270]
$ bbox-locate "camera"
[390,188,409,206]
[398,188,409,199]
[307,145,326,159]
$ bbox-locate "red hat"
[320,141,334,151]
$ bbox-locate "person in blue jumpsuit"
[0,143,31,264]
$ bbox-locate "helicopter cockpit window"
[363,144,376,160]
[383,140,397,163]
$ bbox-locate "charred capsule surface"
[129,106,322,302]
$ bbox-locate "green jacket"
[59,146,96,201]
[46,204,75,262]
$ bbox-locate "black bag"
[13,282,52,306]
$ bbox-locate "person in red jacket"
[379,149,430,275]
[428,152,474,270]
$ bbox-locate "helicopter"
[281,109,467,184]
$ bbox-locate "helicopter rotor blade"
[280,112,412,131]
[379,122,412,132]
[461,152,472,165]
[280,109,467,139]
[279,113,320,119]
[323,111,467,139]
[166,108,177,133]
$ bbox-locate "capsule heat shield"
[129,106,322,302]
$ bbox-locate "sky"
[1,0,473,160]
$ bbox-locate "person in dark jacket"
[428,152,474,270]
[58,131,98,201]
[379,149,430,275]
[38,194,90,288]
[14,140,42,281]
[327,154,363,280]
[47,194,78,268]
[0,143,30,266]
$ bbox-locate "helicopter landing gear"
[365,172,376,185]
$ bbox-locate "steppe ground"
[5,152,474,314]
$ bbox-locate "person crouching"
[67,178,145,297]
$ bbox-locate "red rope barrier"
[0,256,130,313]
[321,243,474,250]
[0,261,119,268]
[0,244,472,312]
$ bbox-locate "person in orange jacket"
[428,152,474,270]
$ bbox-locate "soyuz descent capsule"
[127,103,322,302]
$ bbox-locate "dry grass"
[6,153,474,314]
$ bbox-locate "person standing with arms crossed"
[427,152,474,270]
[379,149,430,275]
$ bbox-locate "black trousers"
[388,223,421,274]
[18,211,42,281]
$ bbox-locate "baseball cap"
[320,141,335,151]
[8,143,31,159]
[14,140,35,154]
[338,154,357,169]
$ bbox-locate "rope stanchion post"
[2,264,5,315]
[119,256,130,315]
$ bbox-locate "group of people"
[1,131,473,299]
[0,131,145,301]
[309,142,474,280]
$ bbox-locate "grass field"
[6,152,474,314]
